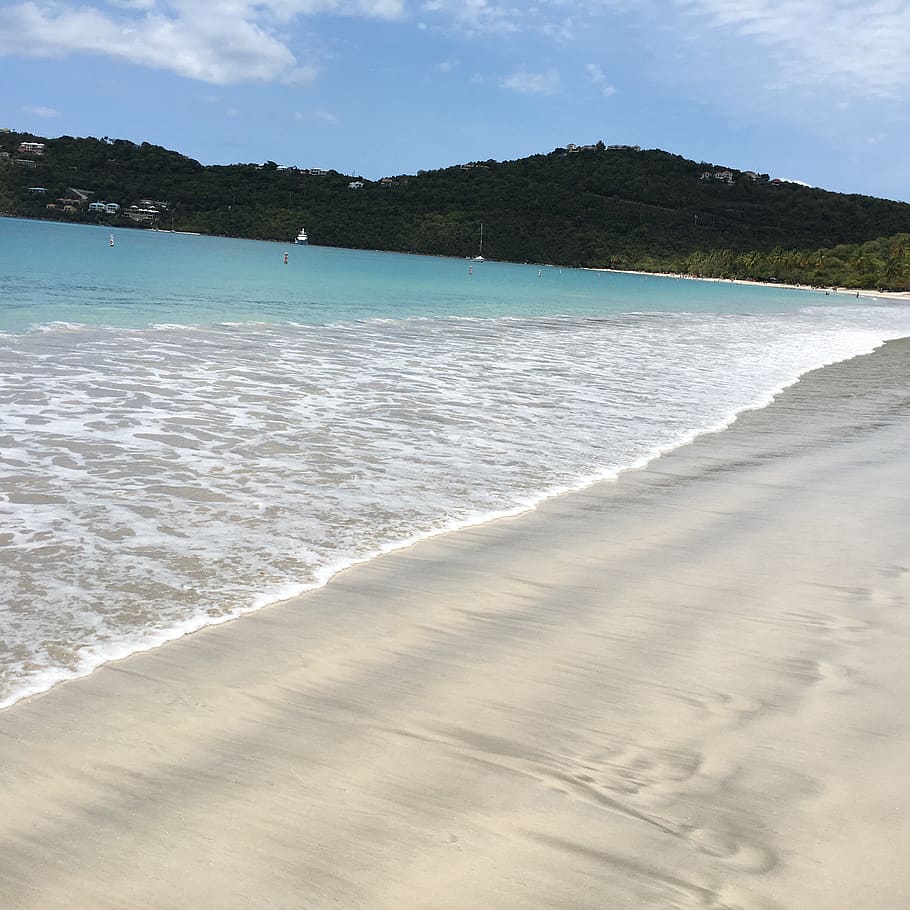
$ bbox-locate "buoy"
[109,234,115,247]
[468,265,473,275]
[538,269,542,277]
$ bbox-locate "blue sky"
[1,1,909,201]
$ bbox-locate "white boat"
[472,223,484,261]
[295,227,308,245]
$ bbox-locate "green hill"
[2,130,909,289]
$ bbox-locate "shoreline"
[2,340,910,907]
[0,334,900,713]
[585,264,910,301]
[6,215,909,298]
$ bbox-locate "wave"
[2,310,910,710]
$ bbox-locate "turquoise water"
[3,216,910,709]
[1,216,838,332]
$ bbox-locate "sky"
[1,0,909,202]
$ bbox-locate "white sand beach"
[2,340,910,909]
[588,265,910,301]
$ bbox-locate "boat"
[295,227,308,245]
[109,233,115,247]
[472,223,484,261]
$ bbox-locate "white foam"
[3,308,910,709]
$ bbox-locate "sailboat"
[472,223,485,261]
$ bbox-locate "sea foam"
[3,298,910,707]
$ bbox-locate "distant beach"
[587,263,910,301]
[2,339,909,908]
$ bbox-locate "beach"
[588,265,910,302]
[2,338,910,909]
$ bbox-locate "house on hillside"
[308,167,328,176]
[348,180,364,189]
[15,158,36,169]
[105,203,120,214]
[126,204,159,223]
[18,141,45,155]
[700,169,734,184]
[27,186,46,195]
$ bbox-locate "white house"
[348,180,364,189]
[126,205,159,223]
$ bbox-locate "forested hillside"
[2,130,909,289]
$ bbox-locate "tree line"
[2,130,909,289]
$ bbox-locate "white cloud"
[585,62,615,97]
[4,0,909,105]
[500,68,560,95]
[420,0,910,102]
[313,109,340,123]
[0,0,399,84]
[22,104,61,117]
[419,0,521,35]
[106,0,157,8]
[672,0,910,98]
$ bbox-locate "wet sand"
[2,341,910,909]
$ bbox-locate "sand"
[587,266,910,302]
[2,341,910,909]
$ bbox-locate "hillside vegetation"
[2,130,909,289]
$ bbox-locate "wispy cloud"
[672,0,910,98]
[422,0,910,102]
[0,0,398,84]
[3,0,909,105]
[294,108,340,123]
[22,104,61,118]
[584,62,616,97]
[420,0,521,35]
[500,68,560,95]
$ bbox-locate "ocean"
[3,216,910,709]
